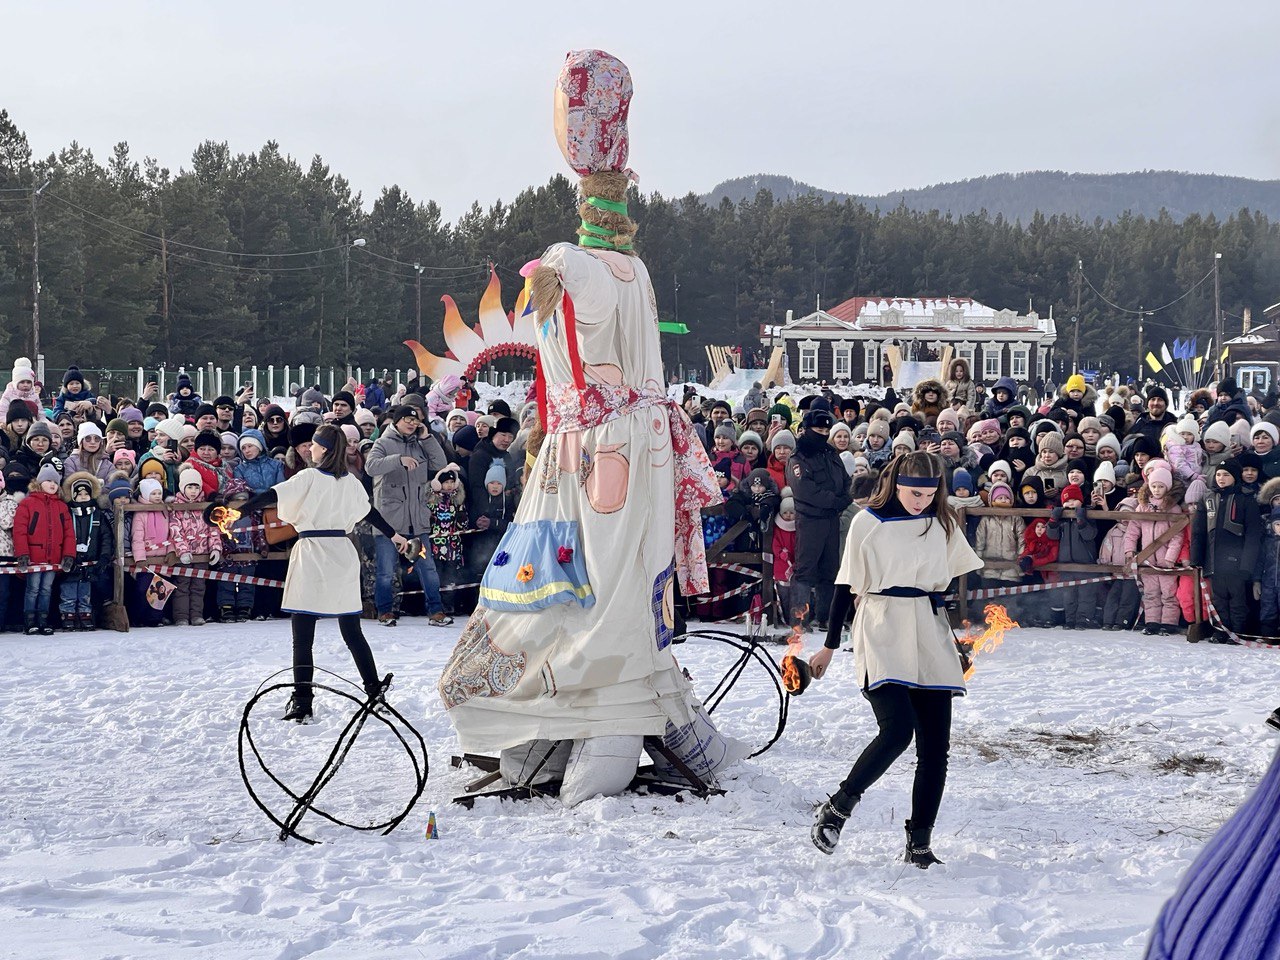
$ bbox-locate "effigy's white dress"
[439,243,720,750]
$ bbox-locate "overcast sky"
[4,1,1277,220]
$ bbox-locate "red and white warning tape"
[127,563,286,588]
[966,574,1115,600]
[0,563,62,574]
[1198,577,1279,649]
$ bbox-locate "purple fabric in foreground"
[1146,744,1280,959]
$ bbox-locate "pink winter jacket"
[1123,494,1185,567]
[1097,497,1137,565]
[131,505,173,560]
[166,493,219,558]
[0,383,44,423]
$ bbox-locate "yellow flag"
[1145,351,1163,373]
[1193,357,1203,373]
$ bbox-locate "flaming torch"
[780,604,812,696]
[203,504,243,538]
[958,604,1018,681]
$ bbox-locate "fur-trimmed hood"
[61,469,101,503]
[913,379,945,407]
[1259,476,1280,507]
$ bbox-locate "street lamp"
[31,178,50,370]
[414,262,423,343]
[344,236,366,372]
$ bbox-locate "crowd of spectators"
[2,353,1278,643]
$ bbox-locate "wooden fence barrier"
[955,505,1198,627]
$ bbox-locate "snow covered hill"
[1,620,1276,959]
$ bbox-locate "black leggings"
[291,613,381,701]
[836,684,953,829]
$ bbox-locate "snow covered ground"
[2,618,1277,960]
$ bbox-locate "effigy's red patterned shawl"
[548,382,721,595]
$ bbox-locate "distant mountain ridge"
[702,171,1280,223]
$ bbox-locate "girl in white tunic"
[238,425,409,722]
[807,451,983,864]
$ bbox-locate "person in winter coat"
[426,465,469,571]
[1047,483,1099,628]
[365,404,451,627]
[1018,516,1059,627]
[363,378,387,411]
[1191,461,1262,643]
[1024,432,1069,503]
[186,432,227,498]
[137,418,186,495]
[767,430,795,491]
[1256,504,1280,638]
[13,463,75,634]
[975,482,1024,586]
[0,357,45,425]
[58,471,113,630]
[64,422,114,482]
[1203,378,1253,431]
[52,366,107,419]
[1250,422,1280,480]
[787,408,852,630]
[806,452,984,864]
[1050,374,1091,421]
[168,373,203,419]
[726,467,781,554]
[944,358,976,410]
[772,492,797,623]
[167,468,221,627]
[470,460,517,578]
[0,463,29,631]
[1098,495,1141,630]
[911,379,945,426]
[129,478,173,627]
[709,425,750,495]
[1124,466,1185,635]
[742,381,765,413]
[260,405,291,454]
[214,478,265,623]
[947,467,984,541]
[982,376,1018,419]
[1127,387,1179,446]
[467,416,519,506]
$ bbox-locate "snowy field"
[2,618,1278,960]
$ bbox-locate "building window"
[864,343,878,381]
[833,342,852,379]
[799,341,818,379]
[1011,346,1029,380]
[956,342,975,373]
[983,344,1001,380]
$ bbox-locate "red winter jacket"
[1020,521,1059,581]
[13,490,75,565]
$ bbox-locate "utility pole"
[30,178,50,363]
[1072,258,1082,373]
[1137,308,1144,385]
[414,262,424,343]
[342,236,365,374]
[159,224,171,364]
[1213,252,1224,381]
[673,272,681,374]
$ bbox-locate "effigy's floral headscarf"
[555,49,637,183]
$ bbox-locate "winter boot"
[38,613,54,636]
[1267,707,1280,733]
[281,694,313,723]
[81,611,96,631]
[811,794,855,855]
[904,820,943,869]
[1142,622,1160,636]
[220,605,235,623]
[24,613,39,636]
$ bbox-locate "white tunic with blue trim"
[274,469,369,617]
[836,508,983,694]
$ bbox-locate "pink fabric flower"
[557,546,574,564]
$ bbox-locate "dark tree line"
[1,109,1277,380]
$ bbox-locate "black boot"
[281,694,313,723]
[811,794,854,855]
[1267,707,1280,732]
[24,613,39,636]
[904,820,943,869]
[38,613,54,636]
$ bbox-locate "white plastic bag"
[646,700,749,783]
[559,735,643,808]
[499,739,571,787]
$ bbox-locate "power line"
[1080,263,1216,316]
[354,246,483,273]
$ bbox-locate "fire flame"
[960,604,1018,681]
[208,506,242,538]
[780,603,809,694]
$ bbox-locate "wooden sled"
[449,737,725,809]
